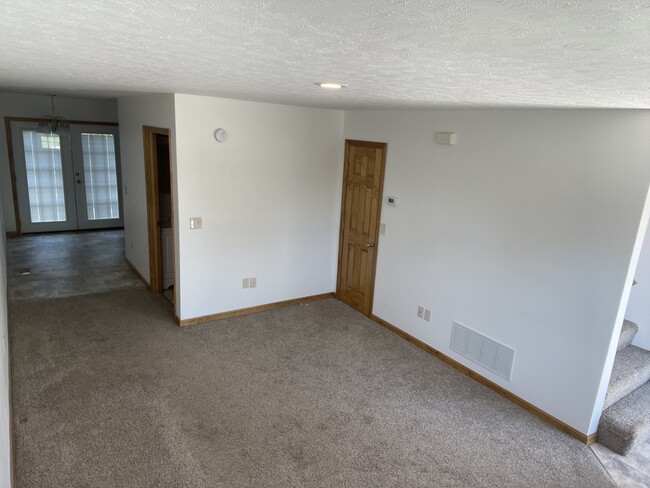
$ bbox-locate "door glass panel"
[22,131,67,223]
[81,133,120,220]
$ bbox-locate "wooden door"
[336,140,387,315]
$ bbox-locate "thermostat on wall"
[386,196,398,207]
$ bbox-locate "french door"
[11,121,123,233]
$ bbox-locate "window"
[81,133,120,220]
[22,131,66,223]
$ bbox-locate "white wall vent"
[450,321,515,381]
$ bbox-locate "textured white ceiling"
[1,0,649,108]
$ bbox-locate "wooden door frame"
[335,139,387,316]
[142,126,175,305]
[4,116,118,236]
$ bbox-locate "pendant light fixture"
[38,94,69,133]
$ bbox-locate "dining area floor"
[6,229,143,301]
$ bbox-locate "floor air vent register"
[451,321,515,381]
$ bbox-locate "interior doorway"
[7,119,123,234]
[336,140,387,316]
[143,126,175,311]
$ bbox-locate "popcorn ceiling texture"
[1,0,649,108]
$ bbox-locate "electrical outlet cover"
[250,277,257,288]
[417,306,424,318]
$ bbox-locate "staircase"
[598,320,650,455]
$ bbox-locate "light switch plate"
[380,223,386,235]
[242,278,250,289]
[190,217,202,230]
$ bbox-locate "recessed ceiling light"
[316,82,347,90]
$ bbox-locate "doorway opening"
[336,140,387,316]
[4,117,142,303]
[143,126,176,314]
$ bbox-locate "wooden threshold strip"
[370,313,597,446]
[178,292,335,327]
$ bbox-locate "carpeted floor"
[10,289,614,487]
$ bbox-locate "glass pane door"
[11,122,78,233]
[23,131,67,223]
[81,133,120,220]
[70,125,124,230]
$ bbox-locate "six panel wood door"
[336,140,387,315]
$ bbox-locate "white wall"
[625,221,650,350]
[0,195,12,487]
[344,109,650,435]
[0,92,118,233]
[173,94,343,320]
[117,94,176,284]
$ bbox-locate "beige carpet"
[10,289,614,487]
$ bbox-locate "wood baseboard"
[370,313,595,445]
[5,231,19,238]
[179,292,335,327]
[124,257,150,289]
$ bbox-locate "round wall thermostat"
[214,128,228,143]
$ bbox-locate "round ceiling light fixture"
[315,82,347,90]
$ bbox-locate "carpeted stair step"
[618,320,639,351]
[599,381,650,455]
[603,345,650,409]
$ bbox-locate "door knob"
[366,243,375,248]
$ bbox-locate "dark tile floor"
[6,230,143,301]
